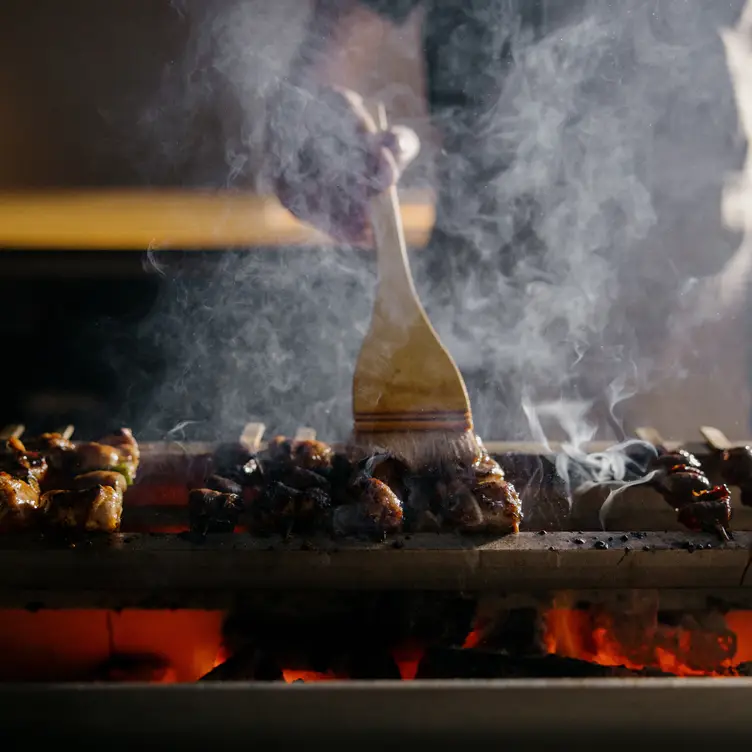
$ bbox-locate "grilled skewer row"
[192,435,522,540]
[0,429,139,533]
[648,449,732,539]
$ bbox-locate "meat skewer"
[700,425,752,508]
[199,430,521,539]
[0,427,139,533]
[642,433,731,540]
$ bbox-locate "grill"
[2,422,752,746]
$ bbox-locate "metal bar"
[1,679,752,746]
[0,532,748,608]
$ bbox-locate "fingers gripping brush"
[351,105,480,469]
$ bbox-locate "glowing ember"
[391,640,425,680]
[543,607,752,676]
[282,669,346,683]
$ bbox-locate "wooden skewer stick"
[699,426,733,452]
[293,427,317,442]
[239,422,266,453]
[634,426,666,448]
[59,425,75,441]
[0,425,24,441]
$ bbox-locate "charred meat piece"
[71,442,122,475]
[649,449,702,473]
[0,471,42,528]
[251,482,332,535]
[654,465,712,503]
[266,465,330,493]
[717,446,752,507]
[261,436,333,473]
[74,471,128,496]
[332,477,403,538]
[362,453,410,502]
[40,485,123,533]
[0,437,48,488]
[676,485,732,538]
[189,488,243,536]
[20,432,76,473]
[207,474,244,496]
[441,479,485,532]
[98,428,140,481]
[473,477,523,534]
[471,448,506,481]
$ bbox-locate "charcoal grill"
[2,423,752,747]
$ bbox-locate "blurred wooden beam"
[0,189,435,250]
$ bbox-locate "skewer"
[239,422,266,453]
[0,425,25,441]
[699,426,733,451]
[634,426,665,449]
[293,427,317,442]
[57,425,75,441]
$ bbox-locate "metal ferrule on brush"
[353,410,473,433]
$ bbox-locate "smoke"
[120,0,746,463]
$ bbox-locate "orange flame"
[281,669,346,683]
[544,607,752,676]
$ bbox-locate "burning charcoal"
[0,471,42,529]
[207,474,244,496]
[40,485,123,533]
[676,485,732,539]
[333,477,403,538]
[189,488,243,536]
[74,470,128,496]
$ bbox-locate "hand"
[265,86,420,244]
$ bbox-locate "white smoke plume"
[119,0,746,470]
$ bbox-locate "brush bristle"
[348,429,481,470]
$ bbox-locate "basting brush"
[350,105,480,470]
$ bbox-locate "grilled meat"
[74,471,128,496]
[676,485,732,538]
[188,488,243,537]
[648,449,702,473]
[252,482,332,536]
[650,454,731,539]
[332,477,402,538]
[40,485,123,533]
[0,471,42,528]
[212,434,521,538]
[263,436,333,473]
[717,446,752,507]
[98,428,140,482]
[0,437,48,488]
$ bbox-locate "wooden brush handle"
[369,105,423,321]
